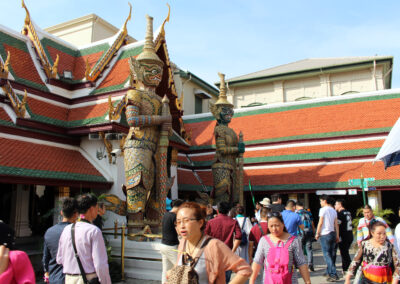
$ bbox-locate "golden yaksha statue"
[210,73,245,204]
[123,15,172,232]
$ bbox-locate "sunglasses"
[174,218,199,226]
[267,212,282,218]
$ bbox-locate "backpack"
[264,235,295,284]
[298,209,313,236]
[168,237,212,284]
[237,217,248,246]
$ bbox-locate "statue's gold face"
[141,62,163,86]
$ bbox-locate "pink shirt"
[57,221,111,284]
[0,250,35,284]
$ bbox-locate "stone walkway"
[118,245,352,284]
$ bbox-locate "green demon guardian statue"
[210,73,245,204]
[103,14,173,236]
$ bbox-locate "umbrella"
[375,116,400,169]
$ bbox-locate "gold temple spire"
[214,72,233,107]
[136,15,163,66]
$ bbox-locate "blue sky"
[2,1,400,87]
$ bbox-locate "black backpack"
[237,217,248,246]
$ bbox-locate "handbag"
[167,236,212,284]
[71,223,100,284]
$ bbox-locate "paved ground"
[117,245,353,284]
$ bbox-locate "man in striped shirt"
[356,204,394,246]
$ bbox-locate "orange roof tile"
[4,44,45,86]
[0,137,103,176]
[97,57,130,89]
[67,102,108,121]
[186,96,400,146]
[0,109,12,122]
[27,96,68,121]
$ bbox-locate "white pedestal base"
[107,236,162,281]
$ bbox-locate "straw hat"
[260,197,271,207]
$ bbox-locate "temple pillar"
[10,184,32,237]
[170,148,178,200]
[304,193,310,209]
[53,186,70,224]
[288,193,298,201]
[367,190,382,210]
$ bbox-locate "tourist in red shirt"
[205,201,242,282]
[248,207,270,264]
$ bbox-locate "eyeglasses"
[267,212,282,219]
[174,218,199,226]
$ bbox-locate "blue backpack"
[297,210,313,236]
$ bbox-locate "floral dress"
[348,239,400,283]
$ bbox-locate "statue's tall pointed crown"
[215,72,233,106]
[136,15,163,66]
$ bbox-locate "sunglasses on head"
[267,212,282,218]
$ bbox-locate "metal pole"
[114,220,118,239]
[361,186,367,206]
[121,223,125,281]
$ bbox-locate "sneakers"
[308,264,315,272]
[326,274,340,282]
[326,276,336,282]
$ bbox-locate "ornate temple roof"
[0,2,185,138]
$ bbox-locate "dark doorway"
[0,184,13,224]
[381,190,400,228]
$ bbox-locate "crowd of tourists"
[162,193,400,284]
[1,192,400,283]
[0,194,110,284]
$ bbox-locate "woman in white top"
[235,205,253,263]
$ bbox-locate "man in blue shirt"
[281,199,304,236]
[42,197,78,284]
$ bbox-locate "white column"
[10,184,32,237]
[319,74,331,97]
[273,81,284,102]
[170,148,178,199]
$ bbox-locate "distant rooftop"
[224,56,393,84]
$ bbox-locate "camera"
[111,149,121,156]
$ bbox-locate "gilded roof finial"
[21,0,31,26]
[160,4,170,38]
[123,3,133,34]
[136,15,163,66]
[214,72,233,106]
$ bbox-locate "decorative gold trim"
[21,0,58,79]
[0,51,10,79]
[119,135,126,155]
[108,94,127,121]
[1,79,28,118]
[99,131,113,164]
[86,3,132,82]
